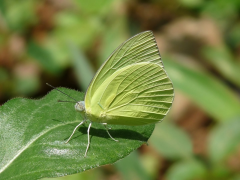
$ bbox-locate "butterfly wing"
[86,62,174,125]
[85,31,164,107]
[85,31,174,125]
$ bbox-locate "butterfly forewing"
[85,31,164,108]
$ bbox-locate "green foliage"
[0,88,154,180]
[164,59,240,122]
[27,41,61,75]
[208,118,240,163]
[0,0,37,32]
[166,160,207,180]
[115,151,152,180]
[68,43,95,91]
[150,122,192,160]
[202,46,240,87]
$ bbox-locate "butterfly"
[47,31,174,157]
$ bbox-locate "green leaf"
[1,0,37,32]
[42,168,102,180]
[229,174,240,180]
[74,0,113,14]
[98,19,128,65]
[164,59,240,121]
[0,88,154,180]
[0,68,9,82]
[208,117,240,163]
[13,75,40,96]
[201,0,238,30]
[178,0,203,8]
[210,164,231,179]
[166,160,207,180]
[149,122,193,160]
[228,23,240,49]
[27,41,61,74]
[202,46,240,87]
[53,13,99,49]
[68,43,95,91]
[139,153,160,179]
[115,151,151,180]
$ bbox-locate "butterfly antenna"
[46,83,78,103]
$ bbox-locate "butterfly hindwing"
[87,62,174,125]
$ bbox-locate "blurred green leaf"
[115,151,151,180]
[0,68,8,82]
[166,160,207,180]
[210,164,231,180]
[227,23,240,48]
[27,41,61,74]
[0,1,6,18]
[44,13,101,68]
[98,17,128,65]
[54,13,100,49]
[208,117,240,163]
[178,0,203,8]
[164,59,240,121]
[149,122,193,160]
[74,0,113,14]
[0,88,154,180]
[139,153,160,179]
[2,0,37,32]
[201,0,239,30]
[13,75,40,96]
[68,43,95,91]
[229,174,240,180]
[202,46,240,87]
[42,38,70,69]
[0,68,10,98]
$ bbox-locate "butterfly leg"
[84,122,92,157]
[102,123,119,142]
[65,119,86,143]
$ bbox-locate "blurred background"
[1,0,240,179]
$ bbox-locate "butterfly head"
[75,101,85,112]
